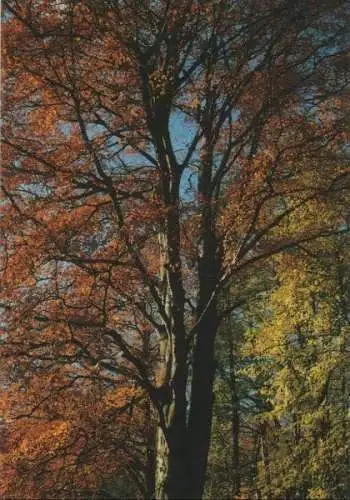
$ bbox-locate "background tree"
[1,381,154,498]
[243,236,350,499]
[206,234,349,500]
[1,1,350,498]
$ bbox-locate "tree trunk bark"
[153,87,221,496]
[260,423,271,498]
[154,335,189,499]
[145,442,156,499]
[155,199,189,499]
[155,424,189,499]
[187,302,218,499]
[187,216,220,498]
[145,402,156,499]
[229,339,241,498]
[184,129,221,498]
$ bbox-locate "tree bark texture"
[229,339,241,498]
[154,144,221,499]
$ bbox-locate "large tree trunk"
[155,197,189,499]
[186,142,221,497]
[154,335,189,499]
[155,149,222,498]
[186,246,220,497]
[155,289,219,499]
[155,254,220,499]
[145,443,156,499]
[187,300,218,499]
[152,66,222,496]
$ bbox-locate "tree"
[1,381,154,498]
[1,1,350,498]
[205,268,271,500]
[206,234,349,500]
[243,236,350,498]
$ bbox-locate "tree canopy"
[1,1,349,498]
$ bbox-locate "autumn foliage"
[1,381,151,498]
[1,0,350,498]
